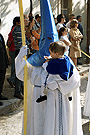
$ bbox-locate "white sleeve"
[15,53,26,81]
[57,69,80,95]
[56,23,63,30]
[56,23,60,30]
[66,22,70,28]
[15,54,33,81]
[61,36,71,45]
[46,69,80,94]
[42,62,48,70]
[43,67,80,94]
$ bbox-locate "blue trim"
[44,73,49,88]
[58,89,63,135]
[34,85,41,88]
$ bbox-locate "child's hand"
[44,56,52,60]
[44,56,52,63]
[44,56,49,60]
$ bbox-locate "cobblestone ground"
[0,71,90,135]
[0,107,23,135]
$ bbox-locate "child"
[36,41,73,103]
[39,41,83,135]
[59,27,71,56]
[69,19,83,71]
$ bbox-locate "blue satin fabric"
[27,0,59,66]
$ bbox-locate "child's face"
[49,49,59,59]
[62,30,67,36]
[75,23,78,28]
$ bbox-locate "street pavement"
[0,107,23,135]
[0,64,90,134]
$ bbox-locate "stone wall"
[0,0,60,43]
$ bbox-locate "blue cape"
[46,55,74,81]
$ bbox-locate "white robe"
[15,55,46,135]
[15,52,83,135]
[41,62,83,135]
[84,67,90,116]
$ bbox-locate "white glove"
[15,46,28,79]
[19,45,28,59]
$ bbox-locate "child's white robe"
[15,55,46,135]
[84,67,90,116]
[41,62,83,135]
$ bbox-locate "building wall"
[0,0,40,43]
[0,0,60,43]
[50,0,61,17]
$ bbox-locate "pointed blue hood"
[27,0,59,66]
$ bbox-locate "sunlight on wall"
[1,0,19,42]
[0,0,40,43]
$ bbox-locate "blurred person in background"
[76,15,83,65]
[66,14,75,29]
[56,14,65,33]
[26,15,40,55]
[69,19,83,71]
[0,19,9,106]
[7,16,20,88]
[33,14,41,34]
[76,15,83,36]
[59,27,71,56]
[12,15,30,99]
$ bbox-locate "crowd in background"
[55,14,83,71]
[0,12,83,105]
